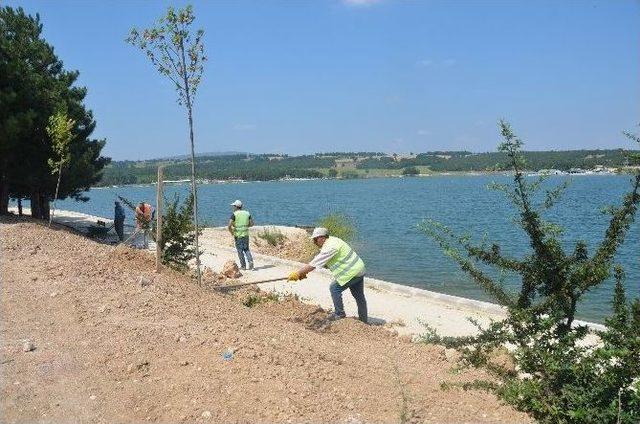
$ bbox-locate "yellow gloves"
[287,271,306,282]
[288,271,299,281]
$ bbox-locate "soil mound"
[1,217,530,423]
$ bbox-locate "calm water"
[48,175,638,322]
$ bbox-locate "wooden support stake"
[156,166,164,272]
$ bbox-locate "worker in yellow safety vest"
[228,199,255,270]
[288,227,368,323]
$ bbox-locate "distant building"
[391,153,417,162]
[538,169,563,175]
[335,159,356,169]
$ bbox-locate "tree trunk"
[18,198,22,216]
[40,193,50,221]
[156,166,164,272]
[186,105,201,284]
[49,169,62,227]
[30,188,41,219]
[0,175,9,215]
[29,189,50,220]
[180,37,202,285]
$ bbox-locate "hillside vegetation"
[100,149,636,186]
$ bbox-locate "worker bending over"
[288,227,368,323]
[135,201,153,248]
[228,199,255,270]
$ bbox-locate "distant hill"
[98,149,639,186]
[164,151,248,160]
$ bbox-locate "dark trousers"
[329,275,368,323]
[115,219,124,241]
[234,236,253,269]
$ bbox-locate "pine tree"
[0,6,109,218]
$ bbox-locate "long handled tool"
[213,276,290,290]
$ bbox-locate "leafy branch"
[420,122,640,423]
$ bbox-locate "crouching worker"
[288,227,368,323]
[135,201,153,248]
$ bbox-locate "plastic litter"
[222,348,234,361]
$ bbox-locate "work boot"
[326,313,344,322]
[248,262,254,271]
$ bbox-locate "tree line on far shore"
[0,7,109,218]
[99,148,636,186]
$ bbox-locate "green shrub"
[153,193,199,272]
[401,166,419,176]
[420,122,640,423]
[257,226,287,246]
[317,213,356,242]
[242,291,281,308]
[339,169,360,179]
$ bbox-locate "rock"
[221,261,242,279]
[444,348,457,362]
[138,276,151,287]
[203,267,217,280]
[22,341,35,352]
[127,360,149,373]
[50,292,58,298]
[180,360,189,366]
[89,395,97,400]
[201,410,212,419]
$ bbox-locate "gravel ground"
[0,217,530,423]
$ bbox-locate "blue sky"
[9,0,640,160]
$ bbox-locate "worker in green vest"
[228,200,255,270]
[288,227,368,323]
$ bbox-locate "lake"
[50,174,639,323]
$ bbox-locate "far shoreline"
[91,169,623,190]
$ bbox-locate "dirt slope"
[0,217,530,423]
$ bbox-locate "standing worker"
[114,201,125,242]
[228,199,254,270]
[288,227,368,323]
[135,201,153,248]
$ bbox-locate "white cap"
[230,200,243,208]
[310,227,329,239]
